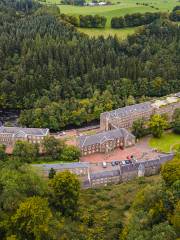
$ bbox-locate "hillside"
[0,153,179,239]
[42,0,180,37]
[0,1,179,130]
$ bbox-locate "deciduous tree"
[12,196,58,240]
[49,171,80,217]
[148,114,168,138]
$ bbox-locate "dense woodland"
[111,12,161,28]
[170,6,180,22]
[0,0,180,130]
[79,14,107,28]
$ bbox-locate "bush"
[111,12,160,28]
[13,141,39,163]
[61,145,81,162]
[79,15,107,28]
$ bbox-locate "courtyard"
[54,128,180,163]
[80,137,159,163]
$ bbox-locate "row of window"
[27,136,44,141]
[0,138,12,142]
[91,176,120,185]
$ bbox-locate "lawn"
[41,0,180,37]
[78,26,139,38]
[149,132,180,153]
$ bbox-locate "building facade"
[34,153,174,188]
[100,92,180,131]
[77,128,135,156]
[0,126,49,146]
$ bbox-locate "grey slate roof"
[0,126,49,136]
[33,162,90,171]
[102,102,152,119]
[78,128,135,148]
[102,92,180,120]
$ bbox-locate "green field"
[149,132,180,153]
[42,0,180,37]
[78,26,139,38]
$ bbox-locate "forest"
[0,0,180,130]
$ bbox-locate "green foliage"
[49,171,80,216]
[0,0,40,13]
[19,90,114,130]
[0,162,48,212]
[11,196,58,240]
[151,222,176,240]
[35,4,60,16]
[132,118,148,138]
[61,13,79,27]
[171,201,180,236]
[48,167,56,179]
[13,140,39,163]
[172,108,180,134]
[111,12,160,28]
[1,156,178,240]
[148,114,168,138]
[170,6,180,22]
[60,145,81,162]
[42,136,65,160]
[79,15,107,28]
[121,155,180,240]
[0,1,179,130]
[61,0,85,6]
[0,144,7,161]
[6,235,18,240]
[161,158,180,187]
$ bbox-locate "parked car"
[58,131,66,136]
[121,160,132,165]
[111,161,116,166]
[125,160,132,164]
[102,162,107,168]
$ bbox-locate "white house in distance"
[0,126,49,146]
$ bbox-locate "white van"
[102,162,107,168]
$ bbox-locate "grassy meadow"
[42,0,180,37]
[78,26,140,38]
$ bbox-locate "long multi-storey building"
[100,92,180,131]
[0,126,49,146]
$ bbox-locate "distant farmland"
[41,0,180,37]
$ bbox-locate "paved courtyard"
[81,137,159,163]
[53,129,160,163]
